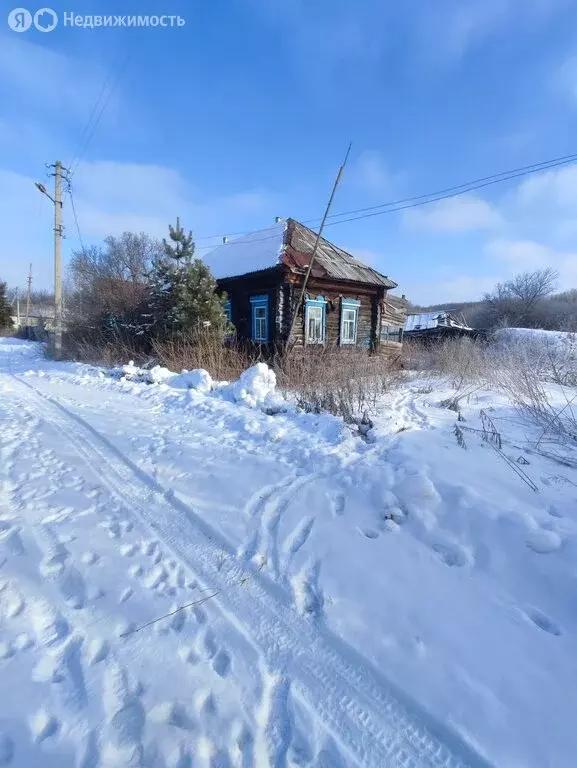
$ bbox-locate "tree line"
[2,237,575,337]
[410,268,577,332]
[65,219,228,345]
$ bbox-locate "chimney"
[401,294,406,299]
[222,236,228,244]
[275,216,281,224]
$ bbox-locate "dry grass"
[404,335,577,447]
[403,337,490,411]
[276,345,405,423]
[60,328,152,367]
[498,351,577,446]
[152,332,258,382]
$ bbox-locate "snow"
[110,359,285,411]
[222,362,279,408]
[1,336,577,767]
[201,221,286,279]
[111,363,214,393]
[494,326,575,345]
[169,369,213,393]
[405,310,471,332]
[494,326,577,356]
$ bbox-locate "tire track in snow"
[11,374,491,768]
[239,473,319,580]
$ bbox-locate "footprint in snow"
[526,529,563,554]
[81,550,100,566]
[330,493,346,517]
[119,587,133,604]
[547,504,563,519]
[120,543,138,558]
[528,609,562,636]
[431,540,473,568]
[29,710,59,744]
[358,528,379,540]
[150,701,195,731]
[212,649,232,678]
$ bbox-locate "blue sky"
[2,0,577,304]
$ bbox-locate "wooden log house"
[202,218,407,355]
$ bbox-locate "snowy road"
[1,339,576,767]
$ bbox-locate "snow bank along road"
[0,339,575,767]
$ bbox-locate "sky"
[1,0,577,305]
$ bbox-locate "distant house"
[404,310,481,340]
[202,218,407,355]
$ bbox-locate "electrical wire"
[68,62,120,172]
[314,151,577,224]
[67,184,86,253]
[193,151,577,250]
[70,52,131,177]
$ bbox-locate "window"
[305,297,326,344]
[382,325,403,342]
[223,299,231,324]
[250,294,269,342]
[340,298,360,345]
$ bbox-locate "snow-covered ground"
[0,338,576,767]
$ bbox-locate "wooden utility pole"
[35,161,68,357]
[53,161,63,357]
[25,263,32,327]
[287,143,352,345]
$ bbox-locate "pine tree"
[163,216,195,264]
[147,220,228,338]
[0,281,13,330]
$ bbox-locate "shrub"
[276,346,404,422]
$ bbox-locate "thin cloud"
[403,195,502,233]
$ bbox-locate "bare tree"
[483,268,558,328]
[68,232,163,322]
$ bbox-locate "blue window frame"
[305,296,327,344]
[223,299,231,324]
[250,294,269,342]
[340,298,360,345]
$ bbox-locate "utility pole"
[53,161,63,357]
[15,288,20,328]
[25,263,32,327]
[287,142,352,346]
[35,161,68,358]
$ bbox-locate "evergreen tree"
[163,217,195,264]
[0,281,13,330]
[147,220,228,338]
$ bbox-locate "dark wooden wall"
[218,269,406,358]
[286,277,380,349]
[218,268,283,345]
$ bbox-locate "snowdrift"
[110,360,285,412]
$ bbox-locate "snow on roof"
[202,218,396,287]
[201,221,286,280]
[404,310,471,332]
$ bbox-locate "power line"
[70,52,131,177]
[67,183,86,253]
[193,151,577,251]
[68,63,119,172]
[68,0,161,176]
[320,154,577,228]
[315,151,577,224]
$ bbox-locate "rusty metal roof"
[283,219,397,288]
